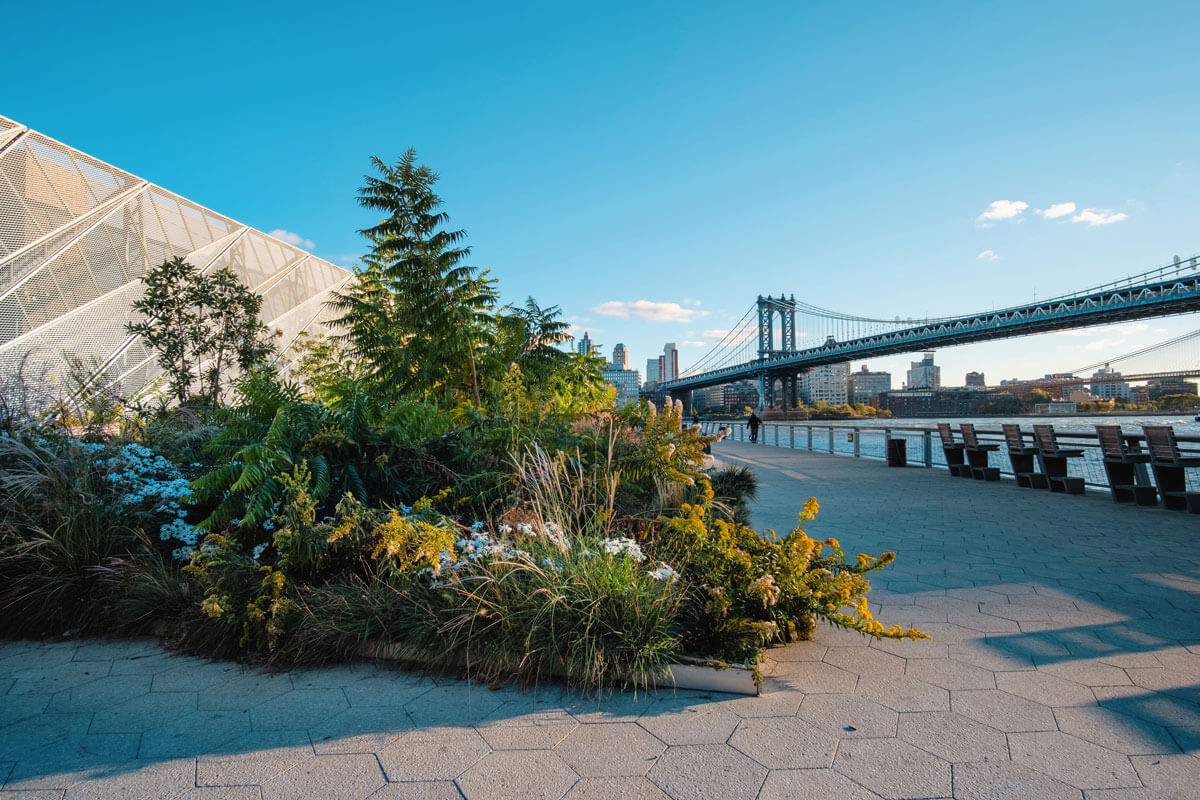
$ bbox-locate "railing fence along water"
[701,421,1200,493]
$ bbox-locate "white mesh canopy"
[0,114,353,397]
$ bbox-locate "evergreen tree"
[331,151,497,407]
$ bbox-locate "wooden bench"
[1002,424,1049,489]
[1095,425,1158,506]
[1032,424,1086,495]
[1143,425,1200,513]
[959,423,1000,481]
[936,423,971,478]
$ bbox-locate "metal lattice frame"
[0,114,353,397]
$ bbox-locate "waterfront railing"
[702,421,1200,493]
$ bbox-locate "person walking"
[748,411,761,443]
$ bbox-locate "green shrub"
[652,484,926,664]
[0,432,139,635]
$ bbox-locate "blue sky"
[5,1,1199,385]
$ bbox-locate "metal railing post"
[828,427,834,454]
[807,426,813,451]
[773,425,779,446]
[923,431,932,467]
[789,425,795,449]
[853,427,861,457]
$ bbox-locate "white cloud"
[976,200,1028,223]
[976,250,1000,261]
[1036,202,1076,220]
[591,300,709,323]
[328,252,361,265]
[679,340,708,348]
[682,298,704,307]
[1070,208,1128,226]
[269,229,316,250]
[1060,322,1148,338]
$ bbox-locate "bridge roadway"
[2,440,1197,798]
[662,270,1200,396]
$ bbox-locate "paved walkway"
[2,440,1199,799]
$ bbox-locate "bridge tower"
[756,295,800,410]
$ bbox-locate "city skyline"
[4,2,1198,388]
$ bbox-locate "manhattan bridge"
[659,255,1200,407]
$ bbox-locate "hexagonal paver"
[1008,731,1140,790]
[834,737,952,800]
[799,694,899,739]
[769,661,858,693]
[368,781,466,799]
[1036,659,1132,688]
[824,646,906,679]
[728,716,837,769]
[994,670,1096,707]
[376,728,491,781]
[1053,706,1179,756]
[759,768,884,799]
[456,749,578,800]
[648,744,767,800]
[7,659,111,695]
[88,690,198,734]
[309,705,414,754]
[402,685,506,727]
[767,640,828,662]
[905,658,995,691]
[554,722,665,777]
[636,707,739,745]
[341,674,435,708]
[951,759,1083,800]
[196,729,316,786]
[38,756,195,799]
[46,674,152,712]
[561,777,671,799]
[561,691,664,724]
[475,719,577,750]
[0,692,51,728]
[251,688,351,730]
[138,709,251,759]
[149,659,235,693]
[950,689,1057,733]
[261,753,386,800]
[856,676,949,712]
[1130,753,1200,797]
[896,711,1008,762]
[197,670,294,711]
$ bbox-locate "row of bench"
[937,423,1200,514]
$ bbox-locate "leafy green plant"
[128,257,273,407]
[652,485,926,663]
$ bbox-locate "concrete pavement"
[1,439,1198,798]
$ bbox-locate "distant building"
[611,343,629,370]
[602,366,641,408]
[1091,365,1131,400]
[878,388,989,417]
[1067,388,1098,404]
[694,386,726,413]
[1147,377,1199,400]
[964,371,986,387]
[801,362,850,405]
[659,343,679,382]
[575,331,595,356]
[723,381,759,412]
[1034,401,1078,415]
[906,353,941,389]
[644,358,660,387]
[1131,385,1151,405]
[849,365,891,403]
